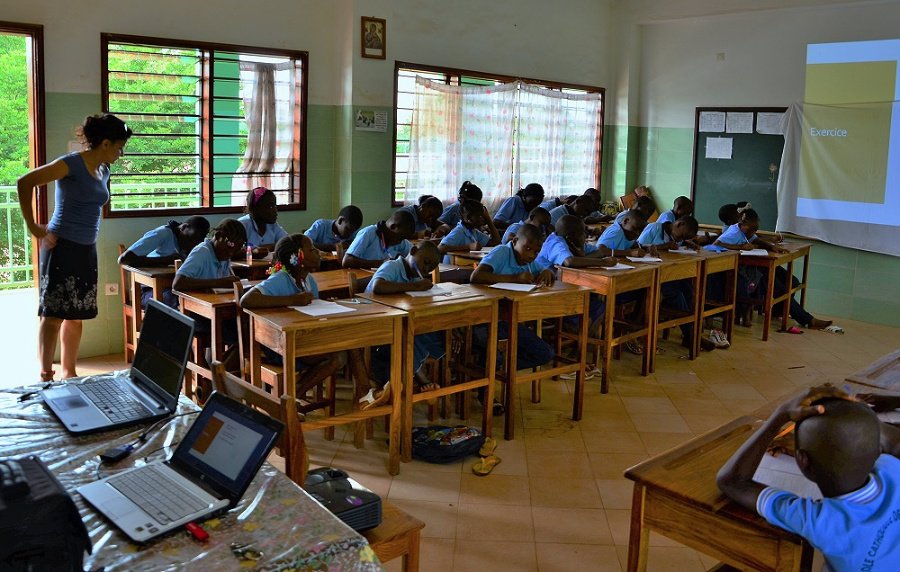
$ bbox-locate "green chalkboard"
[690,107,786,232]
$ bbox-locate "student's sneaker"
[560,366,599,381]
[709,329,730,348]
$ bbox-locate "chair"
[210,361,308,485]
[361,501,425,572]
[118,244,136,363]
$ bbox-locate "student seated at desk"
[583,187,614,225]
[597,209,648,258]
[717,386,900,572]
[715,209,832,330]
[439,180,482,229]
[399,195,448,238]
[614,195,654,226]
[539,194,577,212]
[238,186,289,257]
[438,199,500,264]
[367,241,445,395]
[470,223,555,375]
[304,205,363,253]
[493,183,545,230]
[240,233,354,397]
[118,216,210,308]
[657,195,693,224]
[342,209,416,269]
[502,206,551,244]
[549,195,594,227]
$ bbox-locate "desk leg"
[762,261,776,341]
[800,253,809,309]
[504,304,520,441]
[600,290,615,394]
[483,303,498,439]
[389,316,403,475]
[572,293,589,422]
[284,333,296,399]
[780,260,793,333]
[649,281,660,374]
[249,321,262,389]
[401,322,416,463]
[626,483,650,572]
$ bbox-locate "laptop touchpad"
[55,395,90,410]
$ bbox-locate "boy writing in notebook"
[304,205,364,252]
[548,195,594,227]
[342,209,416,269]
[502,206,551,243]
[399,195,449,238]
[656,196,694,224]
[717,386,900,571]
[438,199,501,264]
[597,209,648,258]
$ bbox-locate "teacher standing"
[17,114,132,382]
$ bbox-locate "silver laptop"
[78,392,283,543]
[42,299,194,434]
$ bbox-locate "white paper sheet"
[726,112,754,134]
[405,284,473,298]
[756,112,785,135]
[754,453,822,500]
[705,137,733,159]
[626,256,663,263]
[668,249,700,255]
[879,411,900,424]
[699,111,726,132]
[606,263,635,270]
[740,249,770,257]
[211,288,233,294]
[489,283,536,292]
[291,299,358,317]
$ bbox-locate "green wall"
[620,124,900,328]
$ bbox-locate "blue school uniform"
[346,223,411,262]
[501,221,524,243]
[238,214,288,247]
[366,258,445,383]
[439,201,462,227]
[598,223,637,251]
[47,153,110,245]
[439,222,491,264]
[305,218,357,248]
[657,210,676,224]
[129,225,180,309]
[257,271,321,368]
[548,204,573,226]
[614,210,628,224]
[398,204,428,233]
[539,198,559,211]
[717,223,756,245]
[494,196,528,225]
[758,454,900,572]
[478,243,546,275]
[637,222,693,338]
[637,221,675,247]
[176,239,231,279]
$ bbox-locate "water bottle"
[246,243,253,266]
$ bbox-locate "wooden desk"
[650,253,703,373]
[120,264,177,362]
[230,257,270,280]
[363,500,426,572]
[448,251,486,267]
[556,265,657,393]
[737,242,812,341]
[359,287,500,461]
[246,302,407,474]
[696,250,740,356]
[470,282,591,439]
[312,268,374,299]
[0,384,382,571]
[625,417,813,572]
[846,349,900,392]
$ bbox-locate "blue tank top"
[47,153,110,245]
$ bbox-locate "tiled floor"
[75,314,899,572]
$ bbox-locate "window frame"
[101,33,308,218]
[391,61,604,207]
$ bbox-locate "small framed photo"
[361,17,386,60]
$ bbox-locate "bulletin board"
[690,107,787,232]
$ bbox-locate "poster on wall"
[361,17,386,59]
[705,137,733,159]
[355,109,387,132]
[726,112,754,133]
[699,111,726,132]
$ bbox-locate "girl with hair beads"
[493,183,545,230]
[238,186,289,257]
[17,113,132,381]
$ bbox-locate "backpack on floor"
[411,425,485,464]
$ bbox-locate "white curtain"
[515,84,603,196]
[406,78,518,209]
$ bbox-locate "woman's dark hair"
[244,186,275,214]
[79,114,132,149]
[516,183,545,200]
[213,218,247,244]
[273,233,307,270]
[459,181,483,201]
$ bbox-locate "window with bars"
[392,62,603,206]
[102,34,307,216]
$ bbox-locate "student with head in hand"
[493,183,545,230]
[342,209,416,269]
[438,199,501,264]
[304,205,364,252]
[399,195,448,238]
[583,187,614,224]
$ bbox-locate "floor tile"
[456,502,535,541]
[535,543,622,572]
[532,507,615,545]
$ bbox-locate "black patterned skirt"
[38,237,98,320]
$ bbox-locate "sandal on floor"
[781,326,804,335]
[560,366,599,381]
[492,399,505,416]
[823,325,844,334]
[359,381,393,411]
[472,455,502,476]
[479,437,498,457]
[624,340,643,355]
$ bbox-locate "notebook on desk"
[78,392,283,543]
[41,300,194,435]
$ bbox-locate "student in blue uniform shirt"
[598,209,648,257]
[549,195,594,227]
[238,186,289,256]
[493,183,545,230]
[470,223,555,376]
[343,209,416,269]
[438,199,500,264]
[119,216,210,308]
[304,205,363,252]
[718,387,900,572]
[656,196,693,225]
[583,188,614,224]
[366,241,445,395]
[439,180,482,228]
[502,206,551,243]
[399,195,447,237]
[614,195,655,225]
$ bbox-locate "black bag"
[411,425,485,464]
[0,456,91,572]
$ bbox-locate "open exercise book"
[211,279,252,294]
[627,256,663,263]
[291,299,357,317]
[740,249,771,257]
[406,283,474,297]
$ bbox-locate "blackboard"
[690,107,786,232]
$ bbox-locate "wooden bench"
[362,501,425,572]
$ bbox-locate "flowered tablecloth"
[0,374,384,571]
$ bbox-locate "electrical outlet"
[104,283,119,296]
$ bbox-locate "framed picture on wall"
[361,17,386,59]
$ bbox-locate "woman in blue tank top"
[17,114,132,382]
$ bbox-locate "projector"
[304,467,382,531]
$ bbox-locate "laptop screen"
[132,300,194,399]
[172,392,283,501]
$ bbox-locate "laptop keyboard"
[107,466,210,525]
[80,381,151,423]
